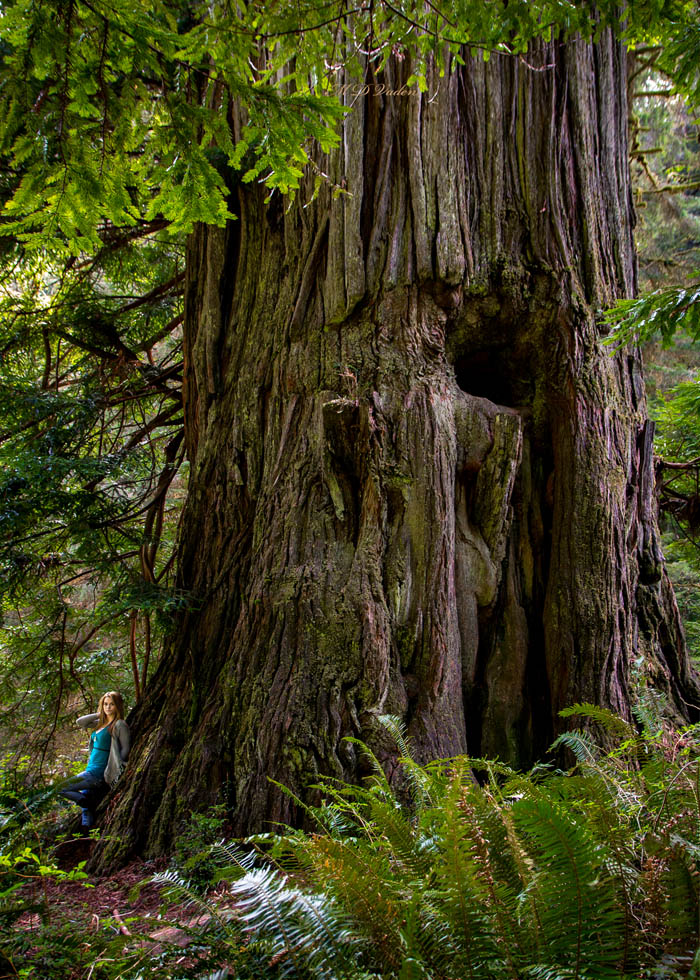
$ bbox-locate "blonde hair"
[98,691,125,728]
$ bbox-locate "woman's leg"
[58,772,108,828]
[58,771,106,806]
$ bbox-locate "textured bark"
[97,36,699,866]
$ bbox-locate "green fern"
[512,792,626,980]
[150,706,700,980]
[150,867,226,923]
[227,864,361,979]
[376,714,435,813]
[559,703,636,740]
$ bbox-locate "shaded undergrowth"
[2,702,700,979]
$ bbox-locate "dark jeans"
[59,770,107,811]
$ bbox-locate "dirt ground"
[15,838,170,935]
[7,833,234,980]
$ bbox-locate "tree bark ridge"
[95,35,699,868]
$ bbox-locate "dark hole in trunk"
[453,347,535,408]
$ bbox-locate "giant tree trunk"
[99,35,699,865]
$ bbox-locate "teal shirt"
[86,726,111,776]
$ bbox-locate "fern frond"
[512,794,625,980]
[377,714,435,812]
[521,966,580,979]
[550,729,600,764]
[341,737,393,797]
[184,722,700,979]
[559,704,636,740]
[209,839,259,884]
[151,868,224,924]
[229,865,360,979]
[429,777,508,977]
[364,795,433,878]
[395,891,456,979]
[303,834,401,959]
[632,688,669,737]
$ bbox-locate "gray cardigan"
[77,713,131,788]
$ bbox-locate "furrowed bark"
[96,36,699,867]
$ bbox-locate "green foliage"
[4,707,700,979]
[0,0,696,254]
[630,82,700,291]
[0,0,698,776]
[169,803,229,891]
[604,2,700,345]
[0,760,93,978]
[138,710,700,980]
[662,546,700,665]
[0,223,190,763]
[630,331,700,668]
[3,908,243,980]
[0,845,88,902]
[606,284,700,348]
[606,42,700,664]
[0,0,347,251]
[1,2,699,977]
[652,10,700,109]
[0,782,242,980]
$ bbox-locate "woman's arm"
[76,713,99,729]
[113,720,131,762]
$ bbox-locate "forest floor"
[14,839,169,937]
[8,833,232,980]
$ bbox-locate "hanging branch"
[142,613,151,691]
[129,610,142,702]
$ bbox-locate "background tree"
[608,30,700,666]
[0,229,186,765]
[1,0,699,865]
